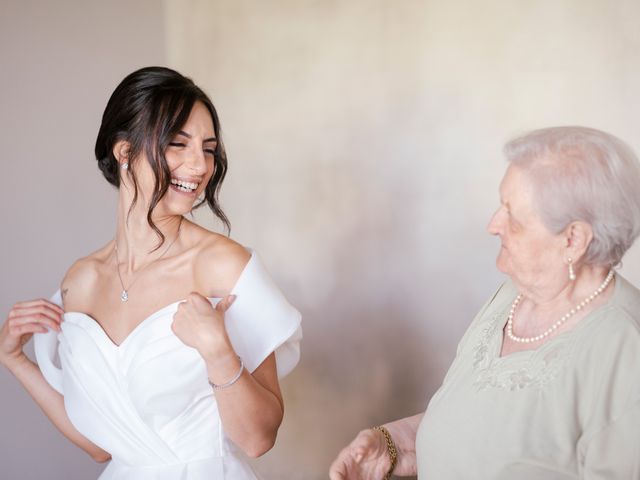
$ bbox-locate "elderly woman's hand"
[329,428,392,480]
[0,298,63,369]
[330,414,422,479]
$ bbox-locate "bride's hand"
[0,298,63,368]
[329,428,391,480]
[171,292,236,358]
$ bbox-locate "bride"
[0,66,302,479]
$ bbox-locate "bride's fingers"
[9,305,63,324]
[9,304,64,319]
[9,307,62,323]
[8,313,61,332]
[12,299,64,315]
[9,323,48,335]
[215,294,237,313]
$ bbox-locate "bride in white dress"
[0,67,302,479]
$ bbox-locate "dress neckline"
[64,300,191,348]
[61,250,255,349]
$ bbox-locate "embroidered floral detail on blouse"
[472,310,572,391]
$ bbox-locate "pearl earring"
[568,258,576,281]
[121,162,129,170]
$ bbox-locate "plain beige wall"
[2,1,640,479]
[165,1,640,479]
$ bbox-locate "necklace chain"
[506,269,615,344]
[114,218,183,302]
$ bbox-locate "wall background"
[2,1,640,479]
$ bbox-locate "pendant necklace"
[114,218,183,302]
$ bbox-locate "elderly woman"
[330,126,640,479]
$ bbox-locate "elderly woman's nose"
[487,209,504,235]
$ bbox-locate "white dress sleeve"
[33,289,65,395]
[224,251,302,378]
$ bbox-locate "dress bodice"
[34,251,302,479]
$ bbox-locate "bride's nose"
[185,147,207,174]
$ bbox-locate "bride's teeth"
[171,178,199,190]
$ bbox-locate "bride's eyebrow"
[176,130,217,143]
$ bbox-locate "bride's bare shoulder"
[190,226,251,296]
[60,242,113,309]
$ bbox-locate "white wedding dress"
[34,251,302,479]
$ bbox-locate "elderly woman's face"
[487,164,567,289]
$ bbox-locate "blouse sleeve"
[222,251,302,378]
[33,289,65,395]
[580,401,640,479]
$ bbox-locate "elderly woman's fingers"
[329,427,391,480]
[329,444,368,480]
[328,450,350,480]
[328,468,346,480]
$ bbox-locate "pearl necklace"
[506,269,614,344]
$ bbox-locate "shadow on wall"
[255,319,438,480]
[249,176,452,479]
[238,154,487,479]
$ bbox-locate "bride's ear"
[113,140,131,167]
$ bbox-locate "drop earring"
[568,258,576,281]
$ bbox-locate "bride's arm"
[205,348,284,457]
[172,241,286,457]
[172,297,285,458]
[1,299,111,462]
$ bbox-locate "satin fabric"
[34,251,302,479]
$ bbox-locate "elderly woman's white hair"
[504,126,640,266]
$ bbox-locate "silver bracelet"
[208,356,244,390]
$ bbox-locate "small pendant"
[121,290,129,302]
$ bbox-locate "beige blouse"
[416,275,640,479]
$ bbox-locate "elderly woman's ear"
[563,221,593,263]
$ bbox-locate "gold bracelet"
[373,425,398,480]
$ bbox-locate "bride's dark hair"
[94,66,230,249]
